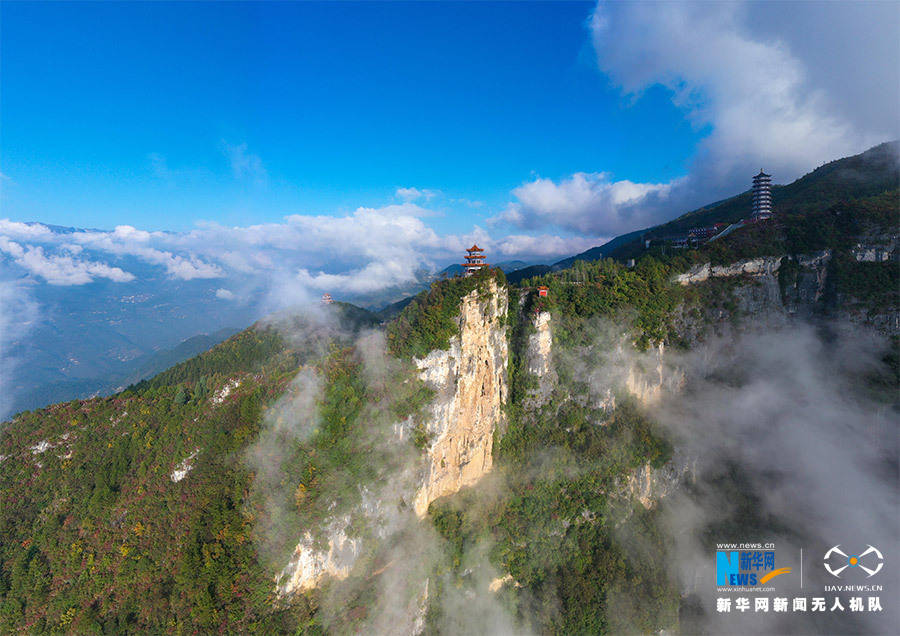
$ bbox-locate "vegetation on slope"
[0,305,385,633]
[673,189,899,266]
[0,331,299,632]
[520,256,682,349]
[2,141,896,633]
[649,141,898,239]
[386,266,506,359]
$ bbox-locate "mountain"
[550,228,645,270]
[504,263,552,284]
[3,210,896,632]
[522,141,899,271]
[2,257,266,419]
[116,327,240,389]
[6,323,241,417]
[1,144,897,633]
[607,141,899,261]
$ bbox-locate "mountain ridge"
[0,142,897,633]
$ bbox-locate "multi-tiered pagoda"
[751,170,773,220]
[462,245,489,276]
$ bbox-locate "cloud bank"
[501,1,897,237]
[0,279,39,420]
[0,206,592,302]
[655,323,899,634]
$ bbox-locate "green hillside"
[553,141,899,266]
[651,141,898,236]
[0,267,681,634]
[0,304,382,634]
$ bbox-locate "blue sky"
[1,1,896,417]
[0,1,896,294]
[1,1,701,234]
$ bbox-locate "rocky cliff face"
[413,279,509,517]
[275,521,361,594]
[674,248,899,337]
[525,311,556,404]
[617,455,695,510]
[624,342,680,406]
[672,257,783,286]
[275,487,392,596]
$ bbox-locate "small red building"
[321,293,334,304]
[537,286,549,297]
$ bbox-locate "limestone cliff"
[673,248,899,337]
[525,311,556,403]
[275,488,391,596]
[413,279,508,517]
[672,256,784,286]
[617,455,695,510]
[624,342,676,406]
[275,520,361,594]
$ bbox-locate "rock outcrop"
[276,487,393,595]
[413,279,508,517]
[624,342,679,406]
[525,311,556,403]
[618,456,695,510]
[673,248,899,336]
[852,234,898,262]
[275,521,361,594]
[672,256,783,285]
[526,311,552,377]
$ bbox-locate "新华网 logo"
[823,545,883,578]
[716,549,791,587]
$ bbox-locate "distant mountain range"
[5,142,896,416]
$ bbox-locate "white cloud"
[501,172,680,236]
[590,1,876,181]
[70,226,223,280]
[495,233,601,258]
[0,279,39,419]
[0,220,53,239]
[222,141,267,186]
[1,203,591,299]
[395,187,439,202]
[501,2,896,238]
[0,237,135,285]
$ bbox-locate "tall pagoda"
[751,170,773,220]
[462,245,489,276]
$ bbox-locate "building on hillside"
[751,170,773,220]
[688,223,729,242]
[537,285,549,297]
[321,293,334,304]
[643,222,728,250]
[462,245,489,276]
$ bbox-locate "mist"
[646,322,898,634]
[0,279,38,422]
[244,311,528,634]
[243,295,897,635]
